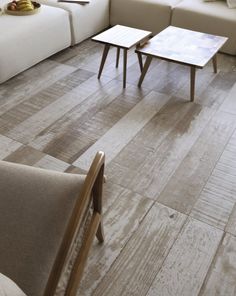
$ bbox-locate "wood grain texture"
[200,233,236,296]
[105,96,194,186]
[50,39,100,65]
[174,63,216,102]
[29,79,127,151]
[0,69,94,135]
[3,145,70,172]
[219,82,236,114]
[101,49,140,80]
[0,38,235,296]
[146,218,223,296]
[158,111,236,214]
[198,86,227,110]
[215,53,236,73]
[7,75,112,144]
[73,91,170,170]
[190,131,236,229]
[77,185,153,296]
[3,146,44,165]
[116,57,162,87]
[126,59,191,96]
[0,60,76,117]
[226,203,236,236]
[79,46,117,75]
[93,203,186,296]
[107,101,216,199]
[58,41,110,70]
[30,81,149,163]
[0,135,22,160]
[33,155,70,172]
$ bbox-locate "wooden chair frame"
[44,151,105,296]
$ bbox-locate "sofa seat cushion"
[0,274,26,296]
[37,0,110,44]
[0,4,71,83]
[110,0,182,35]
[227,0,236,8]
[171,0,236,55]
[0,161,86,296]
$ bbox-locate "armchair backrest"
[0,151,105,296]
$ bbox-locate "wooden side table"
[92,25,152,88]
[136,26,228,101]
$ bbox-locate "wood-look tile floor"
[1,39,236,296]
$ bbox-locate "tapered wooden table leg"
[123,49,128,88]
[116,47,120,68]
[137,52,143,72]
[96,219,105,243]
[138,56,152,87]
[212,54,217,73]
[136,43,143,72]
[190,66,196,102]
[98,44,110,79]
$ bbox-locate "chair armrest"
[44,151,105,296]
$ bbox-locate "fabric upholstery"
[0,161,86,296]
[227,0,236,8]
[37,0,110,45]
[110,0,182,35]
[171,0,236,55]
[0,273,26,296]
[0,3,71,83]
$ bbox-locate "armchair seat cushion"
[0,161,86,296]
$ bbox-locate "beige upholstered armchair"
[0,151,105,296]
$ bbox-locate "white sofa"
[110,0,182,35]
[37,0,110,45]
[0,0,235,84]
[171,0,236,55]
[0,0,109,83]
[0,0,71,83]
[110,0,236,55]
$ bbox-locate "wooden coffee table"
[136,26,228,101]
[92,25,152,88]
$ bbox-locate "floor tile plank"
[190,131,236,229]
[3,146,44,165]
[200,233,236,296]
[0,69,94,135]
[107,101,216,199]
[93,203,186,296]
[146,218,223,296]
[0,39,235,296]
[6,75,112,144]
[158,111,236,214]
[33,155,70,172]
[219,82,236,115]
[226,203,236,236]
[77,185,153,296]
[0,61,76,116]
[30,80,149,163]
[73,91,170,170]
[0,135,22,160]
